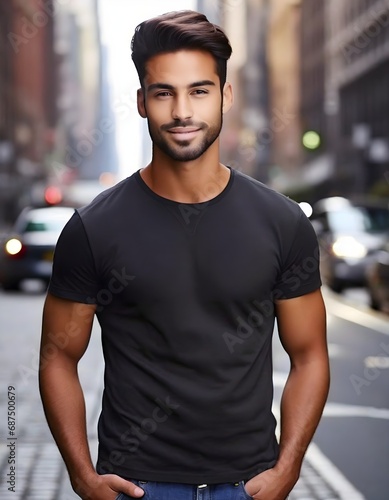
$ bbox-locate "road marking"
[323,402,389,420]
[305,443,366,500]
[323,289,389,336]
[328,342,346,357]
[364,356,389,368]
[274,372,389,420]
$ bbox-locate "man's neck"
[140,149,230,204]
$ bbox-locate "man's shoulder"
[233,168,300,213]
[77,173,137,221]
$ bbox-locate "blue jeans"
[116,480,253,499]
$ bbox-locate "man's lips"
[168,127,201,140]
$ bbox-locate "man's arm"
[39,293,144,500]
[245,288,330,500]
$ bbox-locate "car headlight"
[332,236,367,259]
[5,238,23,256]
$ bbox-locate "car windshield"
[328,206,389,233]
[24,220,68,233]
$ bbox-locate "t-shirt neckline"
[134,166,234,207]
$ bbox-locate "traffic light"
[302,131,321,151]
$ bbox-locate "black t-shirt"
[49,167,321,484]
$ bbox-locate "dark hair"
[131,10,232,89]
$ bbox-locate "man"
[39,10,330,500]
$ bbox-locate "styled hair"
[131,10,232,89]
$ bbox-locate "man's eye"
[192,89,208,95]
[156,91,172,97]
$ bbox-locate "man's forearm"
[39,362,97,492]
[276,356,330,476]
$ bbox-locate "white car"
[310,197,389,292]
[0,207,74,291]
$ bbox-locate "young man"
[39,10,330,500]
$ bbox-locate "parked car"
[0,206,74,291]
[366,241,389,313]
[309,197,389,292]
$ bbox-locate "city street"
[1,1,389,499]
[0,284,388,499]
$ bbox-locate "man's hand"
[72,472,145,499]
[244,466,298,500]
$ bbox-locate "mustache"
[161,120,204,131]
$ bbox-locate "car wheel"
[328,279,344,293]
[1,280,21,291]
[369,293,380,311]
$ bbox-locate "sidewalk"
[0,323,346,500]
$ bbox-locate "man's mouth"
[168,127,201,141]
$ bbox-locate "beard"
[147,115,223,162]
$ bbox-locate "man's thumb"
[122,479,145,498]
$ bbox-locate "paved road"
[316,289,389,500]
[0,284,387,499]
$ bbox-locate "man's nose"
[172,95,193,121]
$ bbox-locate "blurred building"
[299,0,334,201]
[238,0,271,181]
[0,0,58,223]
[326,0,389,197]
[54,0,104,182]
[0,2,14,224]
[0,0,110,223]
[267,0,303,193]
[271,0,389,201]
[267,0,334,202]
[300,0,326,159]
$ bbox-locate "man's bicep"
[275,289,327,363]
[41,293,97,364]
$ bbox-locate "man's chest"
[97,216,280,305]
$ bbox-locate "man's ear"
[222,82,233,114]
[137,88,147,118]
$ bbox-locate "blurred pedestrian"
[39,10,330,500]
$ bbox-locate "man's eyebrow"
[188,80,216,89]
[146,80,216,92]
[147,83,174,92]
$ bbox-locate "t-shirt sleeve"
[48,211,100,303]
[274,210,322,299]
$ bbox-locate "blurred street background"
[0,0,389,499]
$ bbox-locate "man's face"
[137,50,232,162]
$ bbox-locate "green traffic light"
[302,131,321,150]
